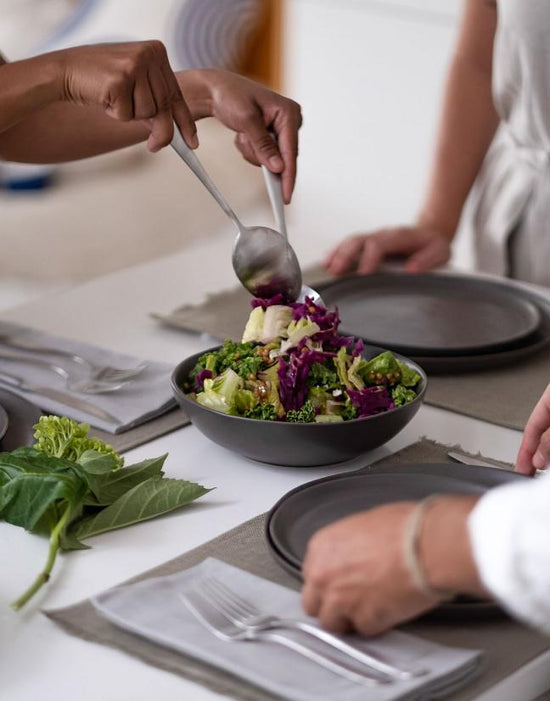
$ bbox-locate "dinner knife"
[447,451,507,470]
[0,370,122,425]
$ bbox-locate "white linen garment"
[470,0,550,286]
[469,470,550,633]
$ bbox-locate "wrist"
[177,69,216,120]
[419,495,486,597]
[416,208,459,242]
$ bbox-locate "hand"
[323,224,452,276]
[56,41,198,153]
[301,504,438,636]
[516,382,550,475]
[180,69,302,203]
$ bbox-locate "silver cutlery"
[448,450,545,478]
[0,349,131,394]
[179,587,384,686]
[200,575,425,681]
[0,369,122,424]
[171,122,303,302]
[0,332,147,383]
[448,451,508,470]
[261,164,325,306]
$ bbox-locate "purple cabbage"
[348,386,394,417]
[251,294,285,309]
[278,345,333,412]
[195,369,213,391]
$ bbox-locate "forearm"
[419,495,486,597]
[418,56,499,236]
[0,62,210,162]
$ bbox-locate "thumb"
[406,240,450,273]
[247,122,284,172]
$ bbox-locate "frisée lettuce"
[184,296,421,423]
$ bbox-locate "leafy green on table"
[0,416,212,610]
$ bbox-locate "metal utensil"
[0,350,130,394]
[0,369,122,424]
[200,575,425,681]
[261,164,325,306]
[171,124,302,302]
[179,588,384,686]
[447,451,507,470]
[448,450,546,478]
[0,332,147,383]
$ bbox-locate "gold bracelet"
[403,495,456,602]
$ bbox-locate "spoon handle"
[261,165,288,239]
[171,123,242,233]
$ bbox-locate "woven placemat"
[152,266,549,431]
[46,439,550,701]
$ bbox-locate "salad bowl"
[171,346,427,467]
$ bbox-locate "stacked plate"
[265,462,527,617]
[317,272,550,372]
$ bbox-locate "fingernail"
[269,155,283,169]
[533,450,547,469]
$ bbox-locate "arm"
[0,51,301,200]
[325,0,500,275]
[515,381,550,475]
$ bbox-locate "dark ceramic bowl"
[171,345,427,467]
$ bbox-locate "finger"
[241,107,285,172]
[157,51,198,149]
[317,597,352,633]
[533,428,550,470]
[406,239,450,273]
[105,78,135,122]
[301,581,323,617]
[357,237,387,274]
[234,133,258,166]
[516,384,550,474]
[326,236,367,275]
[132,70,157,120]
[273,112,300,204]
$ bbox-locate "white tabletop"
[1,232,549,701]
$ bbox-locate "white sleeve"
[468,471,550,633]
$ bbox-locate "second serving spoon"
[171,124,302,302]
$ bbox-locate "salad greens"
[185,296,421,422]
[1,416,211,610]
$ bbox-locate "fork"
[179,587,385,686]
[0,332,148,383]
[201,576,426,681]
[0,350,131,394]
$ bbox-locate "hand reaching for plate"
[515,381,550,475]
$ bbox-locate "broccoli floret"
[286,400,316,423]
[33,416,123,468]
[244,403,278,421]
[391,385,417,407]
[307,362,340,390]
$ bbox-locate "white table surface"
[1,230,549,701]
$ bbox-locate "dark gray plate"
[0,388,42,451]
[266,462,527,616]
[0,403,8,442]
[171,345,427,466]
[319,273,542,356]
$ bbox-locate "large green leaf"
[77,450,120,475]
[86,455,167,505]
[73,477,212,540]
[0,471,86,531]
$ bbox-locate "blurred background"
[0,0,464,310]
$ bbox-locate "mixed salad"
[184,296,421,423]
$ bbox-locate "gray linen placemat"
[92,408,190,454]
[152,266,550,431]
[46,439,550,701]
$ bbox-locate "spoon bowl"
[171,124,302,302]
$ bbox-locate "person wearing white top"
[301,382,550,636]
[324,0,550,287]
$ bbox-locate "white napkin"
[92,558,482,701]
[0,322,177,433]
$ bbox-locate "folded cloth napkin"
[0,322,177,434]
[91,558,482,701]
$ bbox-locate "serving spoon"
[261,165,325,305]
[171,124,302,302]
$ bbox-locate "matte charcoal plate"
[266,462,528,617]
[171,345,427,467]
[318,273,542,356]
[0,388,42,450]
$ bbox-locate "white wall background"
[282,0,468,267]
